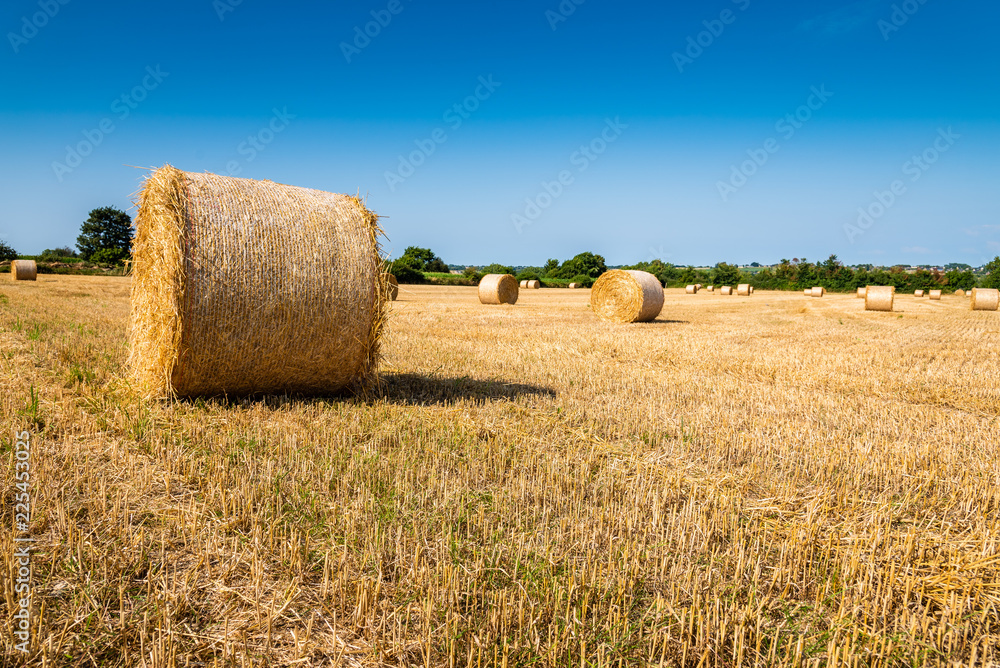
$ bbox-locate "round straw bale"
[591,270,664,323]
[749,286,754,294]
[519,280,528,288]
[695,284,703,290]
[685,284,698,294]
[955,289,965,296]
[929,289,942,300]
[971,288,1000,311]
[737,283,751,296]
[386,273,399,301]
[721,286,734,295]
[527,279,541,289]
[865,286,895,312]
[856,287,866,298]
[804,289,811,296]
[706,285,714,292]
[811,287,825,297]
[479,274,518,305]
[11,260,37,281]
[914,289,924,297]
[129,166,386,398]
[568,282,579,289]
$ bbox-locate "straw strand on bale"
[129,165,387,398]
[737,284,751,296]
[479,274,518,305]
[11,260,37,281]
[865,286,895,312]
[591,270,663,323]
[970,288,1000,311]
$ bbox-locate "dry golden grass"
[2,277,999,667]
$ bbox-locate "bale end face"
[591,270,663,323]
[11,260,37,281]
[865,286,895,312]
[479,274,518,305]
[971,288,1000,311]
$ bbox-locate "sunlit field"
[3,275,998,667]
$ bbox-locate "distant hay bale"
[970,288,1000,311]
[519,280,528,288]
[721,286,734,295]
[749,286,754,294]
[695,284,703,290]
[479,274,518,305]
[685,284,698,294]
[737,283,751,296]
[914,289,924,297]
[804,289,812,296]
[527,280,541,289]
[568,283,579,289]
[856,287,866,298]
[929,289,942,300]
[811,287,825,298]
[706,285,714,292]
[11,260,37,281]
[387,274,399,301]
[591,270,664,323]
[129,165,386,398]
[955,289,966,296]
[865,286,895,312]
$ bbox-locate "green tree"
[387,256,425,284]
[945,269,976,291]
[77,207,132,263]
[0,240,17,262]
[981,256,1000,289]
[711,262,742,286]
[541,258,560,277]
[480,263,514,276]
[558,252,607,279]
[399,246,448,273]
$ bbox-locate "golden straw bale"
[914,289,924,297]
[519,280,528,288]
[386,274,399,301]
[721,286,734,295]
[527,280,541,289]
[954,289,965,296]
[856,287,866,298]
[929,289,942,300]
[706,285,714,292]
[479,274,518,305]
[737,284,751,296]
[970,288,1000,311]
[865,286,895,312]
[129,165,386,398]
[11,260,37,281]
[811,287,825,297]
[685,284,698,294]
[568,283,579,289]
[591,270,664,323]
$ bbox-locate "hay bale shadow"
[378,373,556,406]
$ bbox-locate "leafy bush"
[982,256,1000,289]
[40,246,78,261]
[0,241,16,262]
[90,247,128,266]
[388,257,425,284]
[77,207,132,261]
[516,270,541,282]
[570,274,594,288]
[479,263,514,276]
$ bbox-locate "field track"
[2,276,998,666]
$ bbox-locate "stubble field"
[2,275,998,667]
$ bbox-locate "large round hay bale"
[971,288,1000,311]
[685,284,698,294]
[721,286,734,295]
[387,274,399,301]
[527,279,541,289]
[914,289,924,297]
[519,280,528,288]
[479,274,518,305]
[865,286,895,312]
[856,287,866,298]
[929,289,942,300]
[591,270,663,323]
[811,287,825,298]
[129,165,386,398]
[11,260,37,281]
[737,283,751,296]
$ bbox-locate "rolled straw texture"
[865,286,895,312]
[737,284,751,296]
[971,288,1000,311]
[387,274,399,301]
[527,280,541,289]
[129,165,386,398]
[591,270,664,323]
[929,290,942,300]
[685,285,697,294]
[479,274,518,305]
[811,287,825,297]
[11,260,37,281]
[721,286,734,296]
[519,280,528,288]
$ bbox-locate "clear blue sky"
[1,0,997,267]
